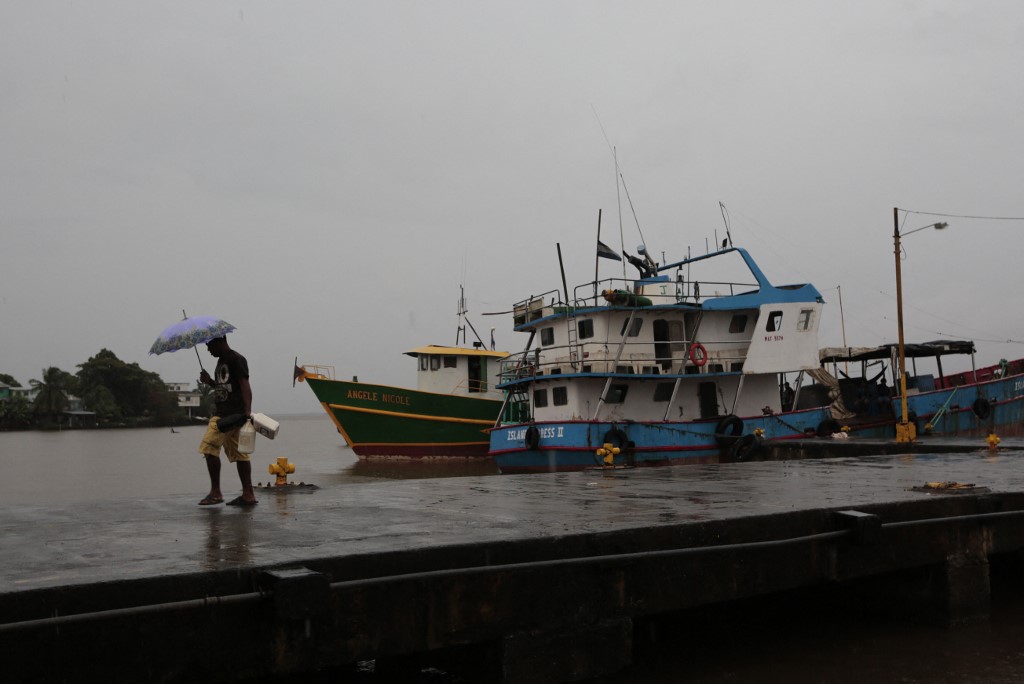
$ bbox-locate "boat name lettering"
[507,426,564,441]
[347,389,412,406]
[1016,379,1024,393]
[347,389,378,401]
[764,335,784,342]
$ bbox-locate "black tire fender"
[972,397,992,420]
[603,426,628,448]
[729,433,760,462]
[715,415,743,446]
[525,425,541,450]
[816,418,842,437]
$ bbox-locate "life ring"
[525,425,541,450]
[729,433,760,462]
[816,418,841,437]
[715,415,743,446]
[972,397,992,420]
[689,343,708,367]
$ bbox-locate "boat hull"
[491,374,1024,473]
[490,407,835,474]
[859,373,1024,439]
[305,377,502,458]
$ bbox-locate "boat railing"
[498,338,748,383]
[298,364,335,381]
[571,276,759,308]
[511,273,761,327]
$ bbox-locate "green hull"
[305,377,502,458]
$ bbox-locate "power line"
[902,209,1024,221]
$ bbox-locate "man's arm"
[239,377,253,417]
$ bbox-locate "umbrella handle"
[184,308,207,373]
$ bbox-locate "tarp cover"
[819,340,975,364]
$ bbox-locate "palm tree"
[30,367,73,423]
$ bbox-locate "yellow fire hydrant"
[596,442,620,466]
[268,456,296,486]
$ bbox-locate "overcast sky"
[3,1,1023,416]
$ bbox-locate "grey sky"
[3,1,1023,416]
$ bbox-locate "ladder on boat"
[494,330,536,426]
[566,300,580,371]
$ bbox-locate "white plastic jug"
[237,419,257,454]
[252,412,280,439]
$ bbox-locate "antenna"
[456,285,487,349]
[719,202,733,247]
[456,286,467,346]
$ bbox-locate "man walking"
[196,335,258,506]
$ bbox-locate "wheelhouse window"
[620,317,643,337]
[653,382,674,402]
[766,311,783,332]
[430,356,441,371]
[533,388,549,408]
[419,356,428,371]
[443,355,457,368]
[552,386,568,406]
[605,384,629,404]
[729,314,748,334]
[797,309,814,331]
[540,327,555,346]
[578,319,594,339]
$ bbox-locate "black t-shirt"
[213,350,249,417]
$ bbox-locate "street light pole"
[893,208,914,443]
[892,208,949,443]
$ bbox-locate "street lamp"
[893,208,949,443]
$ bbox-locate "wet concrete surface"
[3,447,1024,593]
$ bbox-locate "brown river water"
[2,414,1023,682]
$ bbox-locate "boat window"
[578,319,594,339]
[729,315,748,334]
[540,327,555,346]
[605,384,629,404]
[533,388,548,408]
[766,311,784,332]
[653,382,674,402]
[430,356,441,371]
[553,386,568,406]
[620,317,643,337]
[443,356,457,368]
[797,309,814,331]
[420,356,428,371]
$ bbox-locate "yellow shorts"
[198,416,249,463]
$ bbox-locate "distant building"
[167,381,201,418]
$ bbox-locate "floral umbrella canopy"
[149,313,236,370]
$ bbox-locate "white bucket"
[252,412,280,439]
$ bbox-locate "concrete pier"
[3,448,1024,682]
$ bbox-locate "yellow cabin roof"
[404,345,508,359]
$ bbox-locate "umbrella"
[149,311,236,370]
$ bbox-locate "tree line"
[0,349,214,430]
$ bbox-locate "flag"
[597,240,621,261]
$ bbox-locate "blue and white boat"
[489,244,1024,473]
[489,243,838,473]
